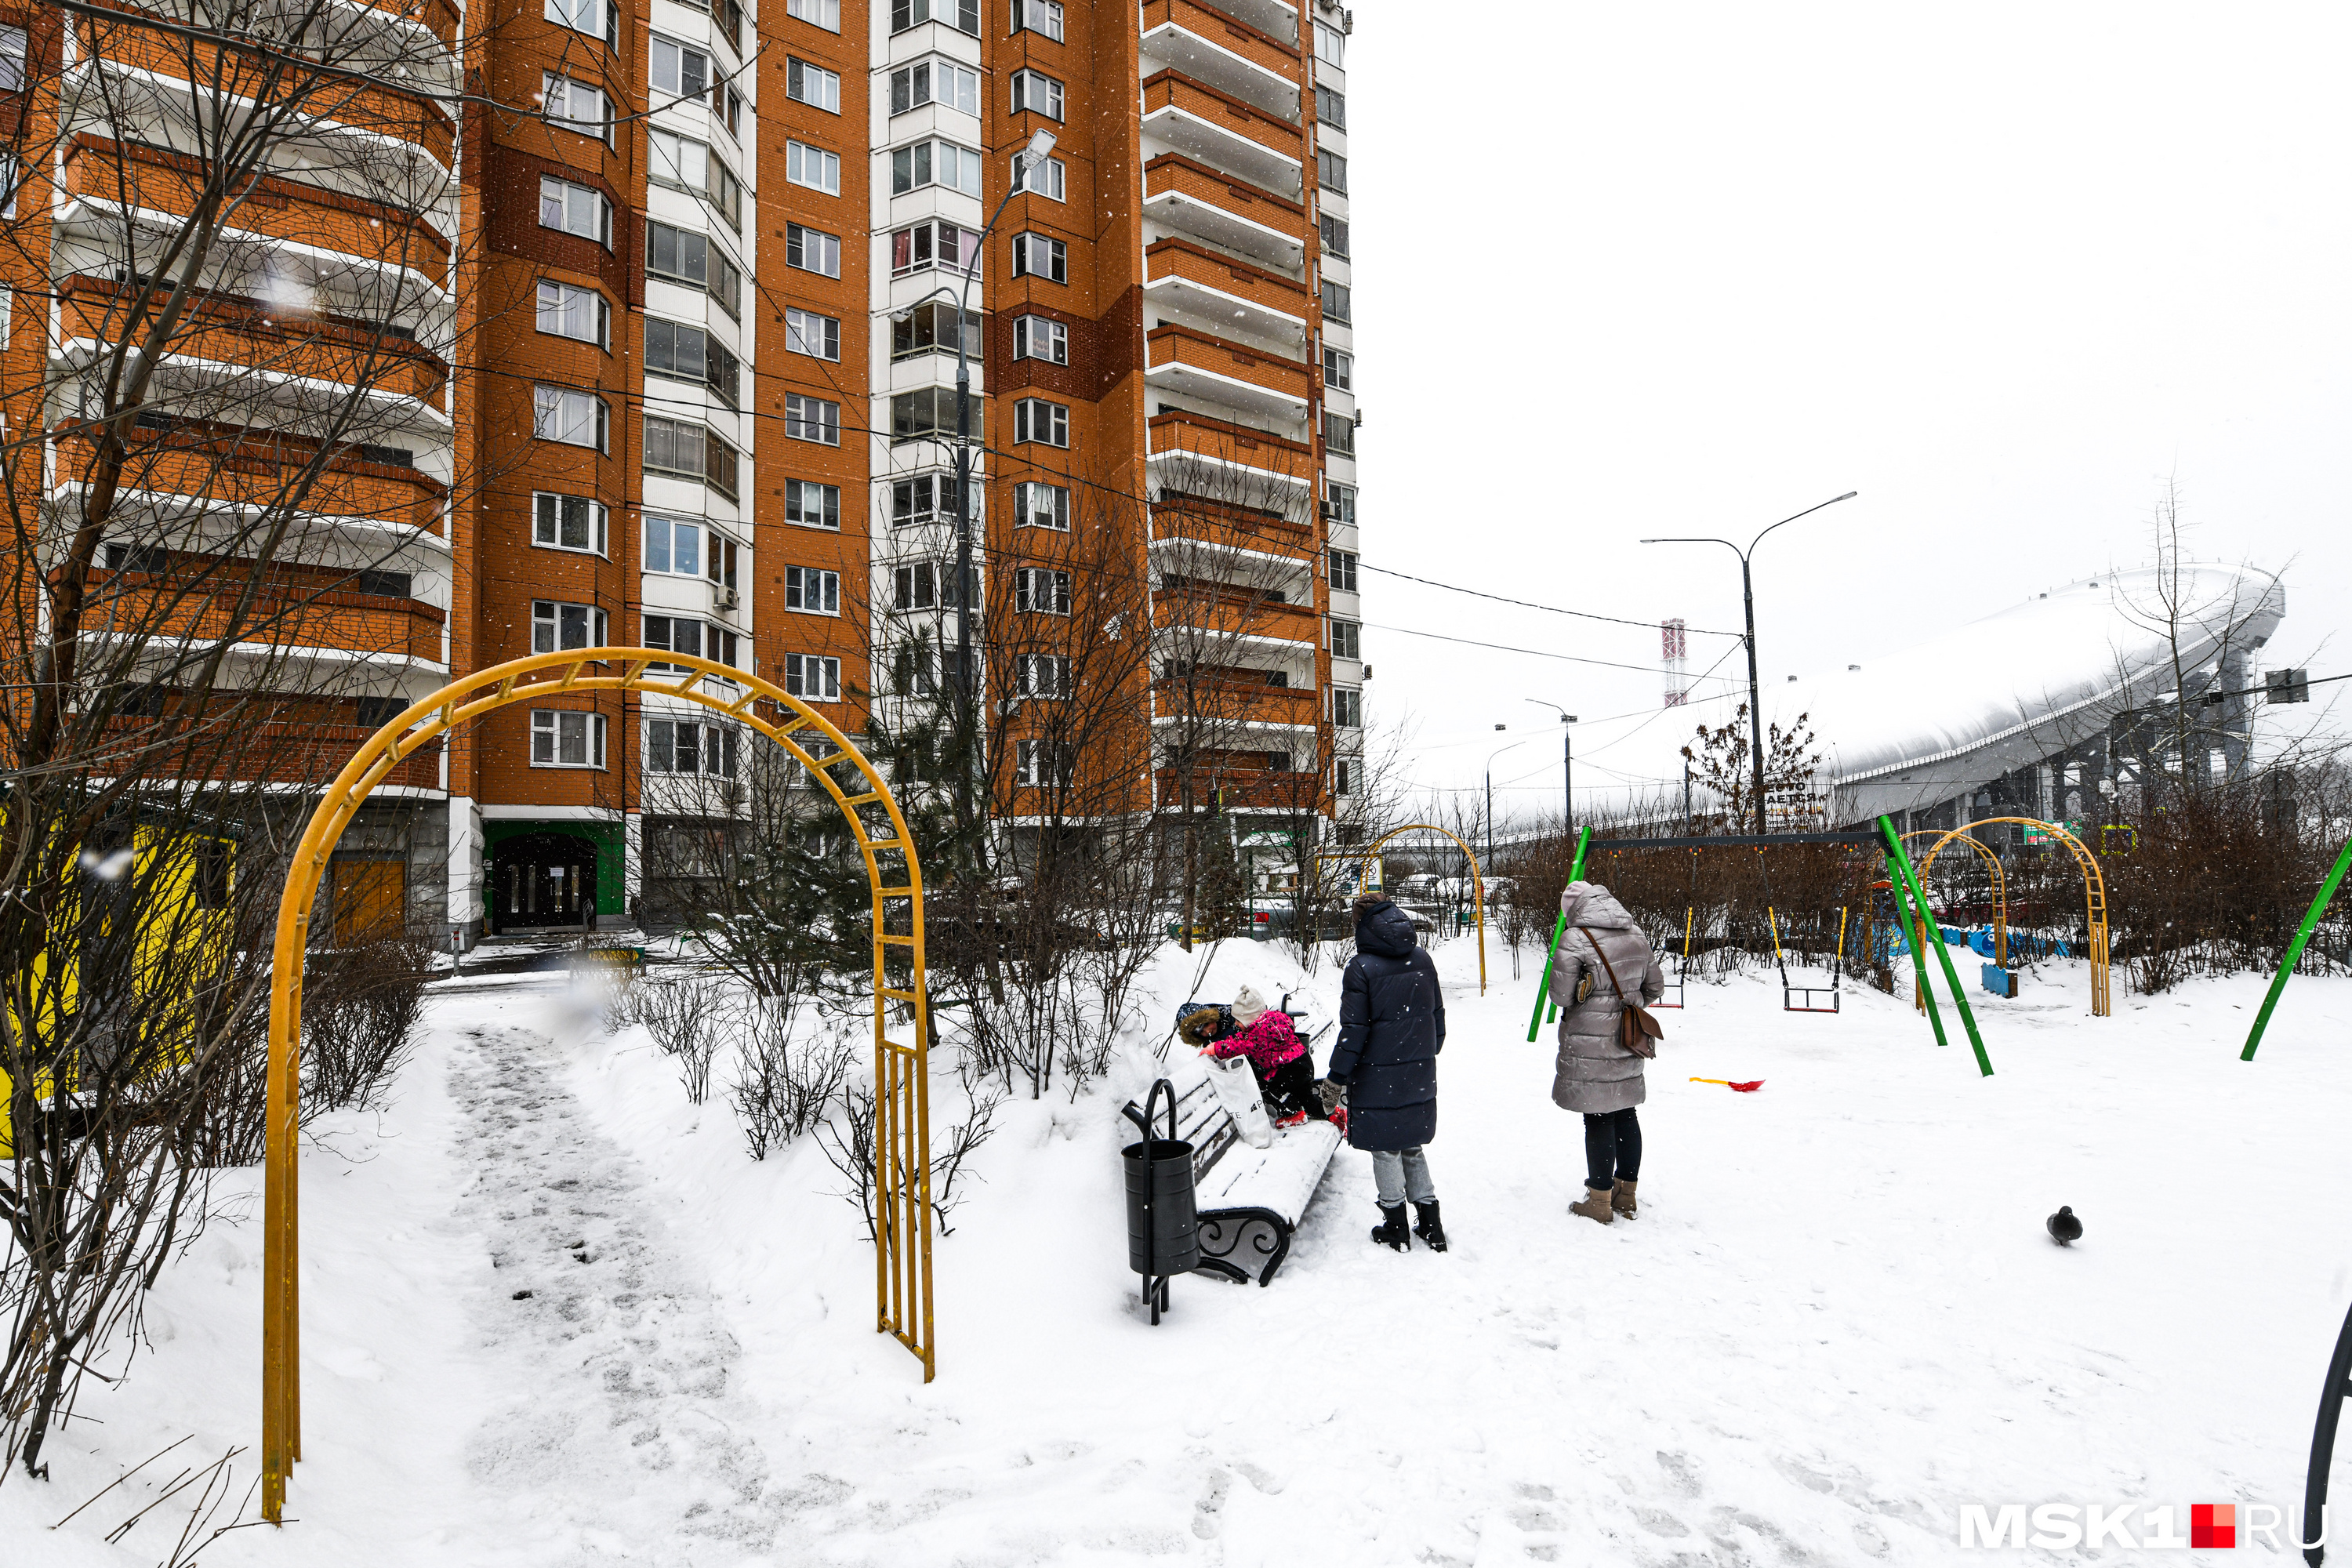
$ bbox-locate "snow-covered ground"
[13,937,2352,1565]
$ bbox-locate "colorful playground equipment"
[1766,905,1846,1013]
[1915,816,2111,1018]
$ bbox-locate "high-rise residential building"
[8,0,1367,939]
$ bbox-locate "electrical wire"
[1359,622,1744,679]
[1359,564,1740,638]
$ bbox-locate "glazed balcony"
[1146,324,1310,426]
[1142,154,1307,270]
[1141,71,1305,196]
[1187,0,1300,46]
[1145,238,1309,341]
[61,136,452,285]
[1145,408,1316,495]
[53,429,449,535]
[85,569,448,664]
[1140,0,1301,121]
[1149,495,1316,561]
[61,277,448,404]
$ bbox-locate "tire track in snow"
[448,1022,797,1564]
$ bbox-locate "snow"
[13,935,2352,1565]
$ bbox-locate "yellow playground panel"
[260,651,935,1523]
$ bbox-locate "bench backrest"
[1128,1074,1238,1186]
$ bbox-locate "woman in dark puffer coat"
[1548,880,1665,1225]
[1327,892,1448,1251]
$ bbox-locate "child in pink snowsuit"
[1207,985,1323,1125]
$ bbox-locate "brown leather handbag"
[1580,927,1665,1058]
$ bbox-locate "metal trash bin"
[1122,1078,1199,1325]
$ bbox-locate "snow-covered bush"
[728,1003,854,1160]
[636,973,729,1105]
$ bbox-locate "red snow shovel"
[1690,1077,1765,1093]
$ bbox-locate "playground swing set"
[1767,904,1849,1014]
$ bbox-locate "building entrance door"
[490,833,599,932]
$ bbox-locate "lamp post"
[1524,699,1577,837]
[1484,731,1526,889]
[1642,492,1856,836]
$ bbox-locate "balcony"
[1146,408,1315,495]
[52,428,449,535]
[1150,496,1316,561]
[60,136,452,289]
[1144,237,1308,342]
[1153,766,1324,812]
[1152,580,1319,648]
[87,568,448,664]
[1141,71,1305,196]
[1153,674,1319,730]
[1146,324,1310,426]
[99,714,444,790]
[61,277,448,403]
[1186,0,1299,44]
[1142,154,1307,270]
[1140,0,1301,121]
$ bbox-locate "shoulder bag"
[1579,926,1665,1058]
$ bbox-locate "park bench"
[1123,997,1343,1287]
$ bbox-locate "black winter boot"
[1411,1200,1447,1252]
[1370,1202,1410,1251]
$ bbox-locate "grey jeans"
[1370,1146,1436,1206]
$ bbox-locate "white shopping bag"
[1200,1054,1273,1149]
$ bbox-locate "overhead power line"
[1360,622,1745,678]
[1359,564,1741,638]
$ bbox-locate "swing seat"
[1653,948,1688,1009]
[1781,976,1841,1014]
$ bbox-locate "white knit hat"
[1230,985,1268,1025]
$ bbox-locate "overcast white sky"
[1344,2,2352,816]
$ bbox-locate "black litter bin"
[1122,1078,1199,1324]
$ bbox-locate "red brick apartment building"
[2,0,1366,938]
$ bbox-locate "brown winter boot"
[1612,1179,1639,1219]
[1570,1185,1614,1225]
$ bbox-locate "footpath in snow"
[15,942,2352,1566]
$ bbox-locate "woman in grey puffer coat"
[1548,881,1664,1225]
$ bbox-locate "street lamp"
[1524,699,1577,837]
[1484,735,1526,876]
[1642,491,1856,836]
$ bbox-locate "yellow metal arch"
[1905,829,2007,968]
[1917,816,2109,1017]
[261,650,935,1523]
[1330,822,1486,994]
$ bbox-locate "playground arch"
[1917,816,2110,1017]
[1902,829,2008,975]
[260,650,935,1523]
[1319,822,1487,994]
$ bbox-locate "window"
[890,643,939,698]
[786,223,842,278]
[1011,69,1065,121]
[0,25,26,93]
[1332,688,1363,728]
[786,653,842,702]
[1321,278,1352,323]
[889,59,980,116]
[1317,148,1348,195]
[1316,84,1346,129]
[644,616,739,670]
[535,492,609,555]
[0,158,15,222]
[1014,397,1069,448]
[1319,212,1350,259]
[786,0,840,29]
[786,140,841,194]
[531,710,608,768]
[651,131,742,229]
[785,307,841,362]
[644,416,739,496]
[1323,345,1352,390]
[1016,655,1070,699]
[543,74,615,144]
[892,139,985,197]
[1014,480,1069,530]
[1323,411,1355,456]
[890,220,985,278]
[1334,757,1356,797]
[892,561,937,610]
[891,0,979,34]
[891,473,971,527]
[707,532,740,592]
[1015,739,1073,788]
[891,387,980,444]
[1011,154,1066,201]
[1314,19,1345,67]
[356,569,412,598]
[644,317,741,407]
[533,385,608,450]
[1327,482,1356,526]
[539,177,611,245]
[532,599,608,653]
[545,0,619,48]
[646,221,743,318]
[1328,546,1357,591]
[1014,567,1071,615]
[1011,232,1068,283]
[1011,0,1063,42]
[644,515,702,576]
[1330,618,1361,659]
[786,566,841,614]
[536,280,609,347]
[646,718,740,777]
[891,300,981,359]
[785,394,841,445]
[1012,315,1068,365]
[786,478,840,530]
[650,35,715,107]
[786,56,842,111]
